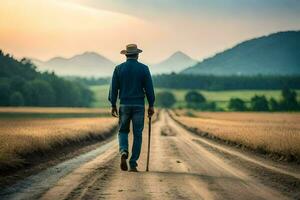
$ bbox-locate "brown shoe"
[120,152,128,171]
[129,167,138,172]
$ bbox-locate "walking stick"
[146,117,152,171]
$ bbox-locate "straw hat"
[120,44,143,55]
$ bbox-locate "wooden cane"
[146,117,152,171]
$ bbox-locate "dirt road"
[1,110,299,200]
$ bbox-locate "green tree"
[185,91,206,108]
[0,81,11,106]
[281,88,298,111]
[156,91,176,108]
[79,86,94,107]
[10,76,26,91]
[198,102,217,111]
[10,92,24,106]
[21,82,34,106]
[250,95,269,111]
[228,98,246,111]
[269,98,280,111]
[30,80,55,106]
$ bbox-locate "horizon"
[29,50,196,64]
[4,30,299,65]
[1,0,300,63]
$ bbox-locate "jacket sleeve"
[143,66,155,107]
[108,66,119,107]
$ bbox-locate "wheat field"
[0,107,111,119]
[173,110,300,160]
[0,107,110,114]
[0,109,117,168]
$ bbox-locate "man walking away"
[108,44,155,172]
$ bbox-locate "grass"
[157,88,300,109]
[90,84,300,110]
[90,85,111,108]
[0,107,117,169]
[173,110,300,161]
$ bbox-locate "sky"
[0,0,300,63]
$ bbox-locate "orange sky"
[1,0,299,63]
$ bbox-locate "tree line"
[228,88,299,111]
[73,73,300,91]
[64,76,110,86]
[155,88,299,112]
[152,73,300,90]
[156,91,217,110]
[0,50,93,107]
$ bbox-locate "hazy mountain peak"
[70,51,111,62]
[47,56,65,63]
[151,51,198,74]
[170,51,194,60]
[32,52,115,77]
[78,51,103,58]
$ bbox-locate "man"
[108,44,155,172]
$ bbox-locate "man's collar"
[126,58,138,61]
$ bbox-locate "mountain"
[181,31,300,76]
[151,51,197,74]
[32,52,115,77]
[32,51,197,77]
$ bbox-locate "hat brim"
[120,49,143,55]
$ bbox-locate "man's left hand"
[148,107,155,118]
[111,106,118,117]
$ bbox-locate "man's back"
[109,59,155,107]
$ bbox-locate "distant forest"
[74,74,300,91]
[0,50,93,107]
[152,74,300,90]
[64,76,111,86]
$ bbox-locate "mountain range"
[151,51,197,74]
[32,30,300,77]
[31,52,115,77]
[32,51,196,77]
[181,31,300,76]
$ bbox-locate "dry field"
[0,107,111,118]
[173,110,300,160]
[0,107,110,114]
[0,108,117,169]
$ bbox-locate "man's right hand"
[148,107,155,118]
[111,106,118,117]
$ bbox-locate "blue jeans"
[118,105,145,168]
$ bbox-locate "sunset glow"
[1,0,299,62]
